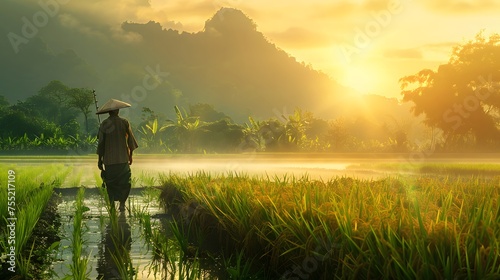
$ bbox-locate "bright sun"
[340,64,383,94]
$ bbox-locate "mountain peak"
[204,8,257,35]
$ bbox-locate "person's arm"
[97,125,105,170]
[128,149,133,165]
[125,119,138,165]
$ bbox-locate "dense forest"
[0,81,413,154]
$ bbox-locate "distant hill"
[0,6,414,126]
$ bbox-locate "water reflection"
[97,212,132,280]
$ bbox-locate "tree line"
[0,32,498,154]
[0,80,97,154]
[0,85,415,154]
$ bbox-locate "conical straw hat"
[96,99,131,114]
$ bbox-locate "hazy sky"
[145,0,500,97]
[7,0,500,98]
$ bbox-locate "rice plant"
[98,183,137,279]
[64,187,91,280]
[222,249,263,280]
[137,171,159,187]
[158,171,500,279]
[14,184,55,277]
[107,213,136,280]
[135,205,208,279]
[0,164,68,279]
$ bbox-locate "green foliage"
[0,164,70,279]
[61,119,81,136]
[195,119,245,153]
[0,80,98,144]
[139,118,169,153]
[2,74,497,154]
[66,88,94,133]
[65,187,91,280]
[159,172,500,279]
[134,106,424,154]
[0,94,10,119]
[163,106,201,153]
[400,31,500,149]
[0,111,59,138]
[189,103,232,122]
[0,133,97,154]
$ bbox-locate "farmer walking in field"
[96,99,139,212]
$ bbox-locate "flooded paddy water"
[51,187,164,279]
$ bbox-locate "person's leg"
[119,164,132,212]
[119,200,126,212]
[104,163,131,212]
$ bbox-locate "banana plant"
[164,106,201,153]
[139,118,169,152]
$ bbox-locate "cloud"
[7,0,184,34]
[384,48,423,59]
[58,13,106,38]
[155,0,221,18]
[421,42,458,52]
[6,0,187,45]
[383,42,460,63]
[149,0,258,32]
[314,2,358,18]
[56,11,146,44]
[267,27,333,49]
[420,0,500,13]
[314,0,399,18]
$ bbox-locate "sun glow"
[340,63,383,94]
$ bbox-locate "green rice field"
[0,154,499,279]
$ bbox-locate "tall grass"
[159,172,500,279]
[0,164,70,278]
[14,184,55,277]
